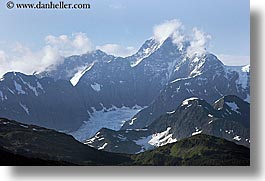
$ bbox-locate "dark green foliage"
[131,134,250,166]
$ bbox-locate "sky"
[0,0,250,76]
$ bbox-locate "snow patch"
[84,132,101,145]
[208,114,213,118]
[192,127,202,136]
[189,57,205,77]
[167,110,176,114]
[226,102,241,114]
[134,127,177,153]
[91,83,101,92]
[19,102,30,115]
[18,76,40,96]
[181,97,198,106]
[233,135,241,141]
[170,73,202,84]
[148,127,177,147]
[37,82,43,90]
[20,124,29,128]
[0,91,4,101]
[98,143,108,150]
[192,57,199,62]
[129,117,137,125]
[26,83,38,96]
[242,64,250,73]
[0,76,4,81]
[14,81,26,94]
[8,88,15,94]
[170,77,191,84]
[70,63,94,86]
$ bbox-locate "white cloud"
[96,44,136,57]
[153,19,185,48]
[0,33,93,77]
[217,54,250,66]
[45,33,93,57]
[187,28,211,58]
[0,43,62,77]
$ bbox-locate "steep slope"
[0,72,87,131]
[38,50,115,81]
[122,54,250,130]
[87,95,249,154]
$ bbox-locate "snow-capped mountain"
[122,54,250,130]
[0,35,250,137]
[86,96,249,154]
[38,37,185,111]
[0,37,183,132]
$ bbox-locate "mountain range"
[0,37,250,132]
[0,34,250,165]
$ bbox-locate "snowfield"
[133,127,177,153]
[68,105,144,142]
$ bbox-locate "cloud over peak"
[0,19,247,77]
[45,33,93,57]
[186,28,212,58]
[152,19,211,54]
[0,33,93,76]
[153,19,185,47]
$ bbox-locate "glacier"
[68,105,144,142]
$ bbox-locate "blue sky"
[0,0,249,75]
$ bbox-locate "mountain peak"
[129,38,162,67]
[2,71,26,80]
[179,97,212,112]
[213,95,250,116]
